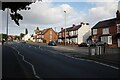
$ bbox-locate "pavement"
[55,44,120,67]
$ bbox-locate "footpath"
[55,45,120,68]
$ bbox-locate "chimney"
[80,22,85,25]
[118,1,120,11]
[116,10,120,18]
[61,28,63,31]
[86,23,89,25]
[72,24,75,28]
[116,1,120,18]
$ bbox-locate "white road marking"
[46,49,119,70]
[11,47,42,80]
[64,54,119,70]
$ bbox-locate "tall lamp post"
[6,8,9,44]
[64,10,66,45]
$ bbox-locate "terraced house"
[91,10,120,48]
[58,22,90,45]
[34,27,58,43]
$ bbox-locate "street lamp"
[64,10,66,45]
[6,8,9,44]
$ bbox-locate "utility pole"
[6,8,9,44]
[64,11,66,45]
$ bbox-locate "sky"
[0,0,120,35]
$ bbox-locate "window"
[101,36,112,44]
[73,30,77,35]
[69,31,73,36]
[108,36,112,44]
[72,38,77,43]
[93,29,97,34]
[50,31,52,35]
[101,36,108,43]
[117,24,120,33]
[103,28,109,34]
[66,32,69,37]
[50,31,52,40]
[42,35,44,38]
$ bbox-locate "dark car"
[78,42,88,47]
[48,41,57,46]
[20,41,26,44]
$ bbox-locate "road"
[2,42,119,79]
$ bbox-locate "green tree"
[14,35,20,40]
[1,34,7,41]
[20,33,25,40]
[25,28,28,34]
[1,0,42,26]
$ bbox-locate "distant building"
[22,34,31,41]
[34,27,58,43]
[58,22,90,45]
[91,10,120,48]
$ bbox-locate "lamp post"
[6,8,9,44]
[64,10,66,45]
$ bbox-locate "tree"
[25,28,28,34]
[14,35,20,40]
[1,34,7,41]
[1,0,42,26]
[20,33,25,40]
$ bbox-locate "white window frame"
[117,24,120,33]
[93,29,97,35]
[50,31,52,35]
[101,36,112,44]
[101,36,108,43]
[108,36,112,44]
[103,28,109,34]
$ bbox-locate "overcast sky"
[0,0,119,35]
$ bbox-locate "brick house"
[34,27,58,43]
[91,10,120,48]
[58,22,90,45]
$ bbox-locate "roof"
[59,24,82,33]
[92,18,117,29]
[35,28,57,35]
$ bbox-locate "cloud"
[83,1,118,26]
[19,2,74,25]
[1,0,119,35]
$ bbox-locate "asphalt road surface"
[2,42,119,79]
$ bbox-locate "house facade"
[58,22,90,45]
[91,10,120,48]
[34,27,58,43]
[22,34,32,41]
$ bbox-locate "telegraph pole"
[64,11,66,45]
[6,8,9,44]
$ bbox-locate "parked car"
[48,41,57,46]
[78,42,88,47]
[20,41,26,44]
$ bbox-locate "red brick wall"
[116,20,120,24]
[44,29,58,43]
[97,28,102,36]
[109,26,117,34]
